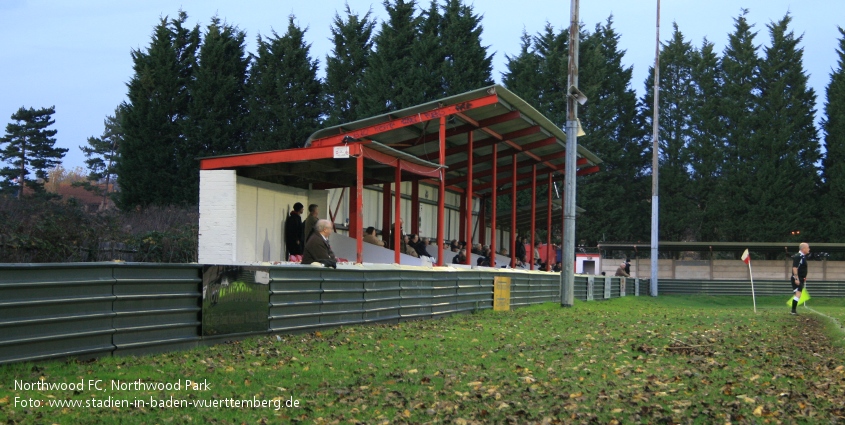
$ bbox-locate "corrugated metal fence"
[0,264,577,365]
[655,279,845,297]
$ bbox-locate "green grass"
[2,296,845,424]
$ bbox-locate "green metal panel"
[320,269,365,326]
[659,279,845,297]
[112,264,202,356]
[455,271,490,311]
[363,270,402,323]
[399,270,433,321]
[431,273,458,315]
[0,264,115,364]
[269,267,323,332]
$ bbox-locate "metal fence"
[655,279,845,297]
[0,264,573,365]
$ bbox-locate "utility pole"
[561,0,581,307]
[650,0,661,296]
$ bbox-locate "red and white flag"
[741,249,750,265]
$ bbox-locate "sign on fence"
[494,276,511,311]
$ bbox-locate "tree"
[0,106,66,197]
[187,17,249,156]
[576,17,649,245]
[323,5,376,126]
[78,106,123,202]
[821,27,845,242]
[720,10,762,242]
[118,11,200,208]
[751,14,821,241]
[414,0,446,100]
[641,24,698,243]
[502,31,542,104]
[438,0,493,96]
[359,0,423,115]
[688,39,725,241]
[247,16,322,151]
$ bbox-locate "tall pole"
[561,0,580,307]
[650,0,661,296]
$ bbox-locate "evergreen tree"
[576,17,649,245]
[438,0,493,96]
[688,39,725,241]
[118,11,200,208]
[247,16,322,151]
[78,106,123,201]
[188,17,249,156]
[502,31,542,104]
[752,14,821,241]
[0,106,66,197]
[532,24,569,127]
[821,27,845,242]
[720,10,761,242]
[414,0,446,101]
[359,0,423,115]
[642,23,697,242]
[323,5,376,126]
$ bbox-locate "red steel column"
[459,194,466,247]
[547,174,553,271]
[437,116,446,266]
[465,131,474,265]
[355,154,364,264]
[382,183,391,246]
[394,164,402,264]
[490,145,497,268]
[411,180,420,236]
[510,154,517,268]
[530,164,536,270]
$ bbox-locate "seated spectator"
[403,235,419,258]
[615,261,630,277]
[410,234,432,258]
[552,261,562,272]
[452,249,467,264]
[499,248,509,256]
[471,243,483,255]
[363,226,384,247]
[477,247,491,267]
[450,240,459,252]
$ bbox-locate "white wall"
[198,170,238,264]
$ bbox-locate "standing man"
[303,204,320,245]
[790,242,810,315]
[284,202,305,260]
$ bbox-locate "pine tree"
[118,11,200,208]
[641,23,697,242]
[752,14,821,241]
[0,106,66,197]
[414,0,446,101]
[438,0,493,96]
[576,17,649,245]
[187,17,249,156]
[821,27,845,242]
[247,16,322,151]
[78,106,123,201]
[359,0,423,115]
[720,10,761,242]
[323,5,376,126]
[688,39,725,241]
[502,31,542,104]
[532,24,569,127]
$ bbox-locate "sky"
[1,0,843,171]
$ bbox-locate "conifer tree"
[720,10,761,241]
[502,32,542,104]
[359,0,423,115]
[323,5,376,126]
[247,16,322,151]
[752,14,821,241]
[641,24,697,242]
[118,11,200,208]
[414,0,446,101]
[0,106,66,197]
[576,17,649,245]
[78,106,123,201]
[532,24,568,127]
[438,0,493,96]
[187,17,249,156]
[821,27,845,242]
[688,40,725,241]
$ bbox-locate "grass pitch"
[1,296,844,424]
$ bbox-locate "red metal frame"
[465,131,474,265]
[411,180,420,236]
[530,164,536,270]
[355,154,364,263]
[200,143,363,170]
[437,116,446,266]
[394,165,402,264]
[490,144,497,267]
[510,154,517,268]
[309,94,499,148]
[547,174,553,271]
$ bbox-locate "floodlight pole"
[650,0,661,296]
[561,0,580,307]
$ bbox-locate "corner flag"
[742,249,757,313]
[741,249,750,265]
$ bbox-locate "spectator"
[452,249,467,264]
[403,234,419,258]
[284,202,304,260]
[363,226,384,247]
[615,261,630,277]
[410,234,432,258]
[303,204,320,243]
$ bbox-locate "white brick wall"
[198,170,237,264]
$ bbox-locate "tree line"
[2,1,845,247]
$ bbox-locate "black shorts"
[791,276,805,292]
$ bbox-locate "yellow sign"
[493,276,511,311]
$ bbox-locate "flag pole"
[748,261,757,313]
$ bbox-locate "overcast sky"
[1,0,843,170]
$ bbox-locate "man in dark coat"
[284,202,304,259]
[301,219,337,265]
